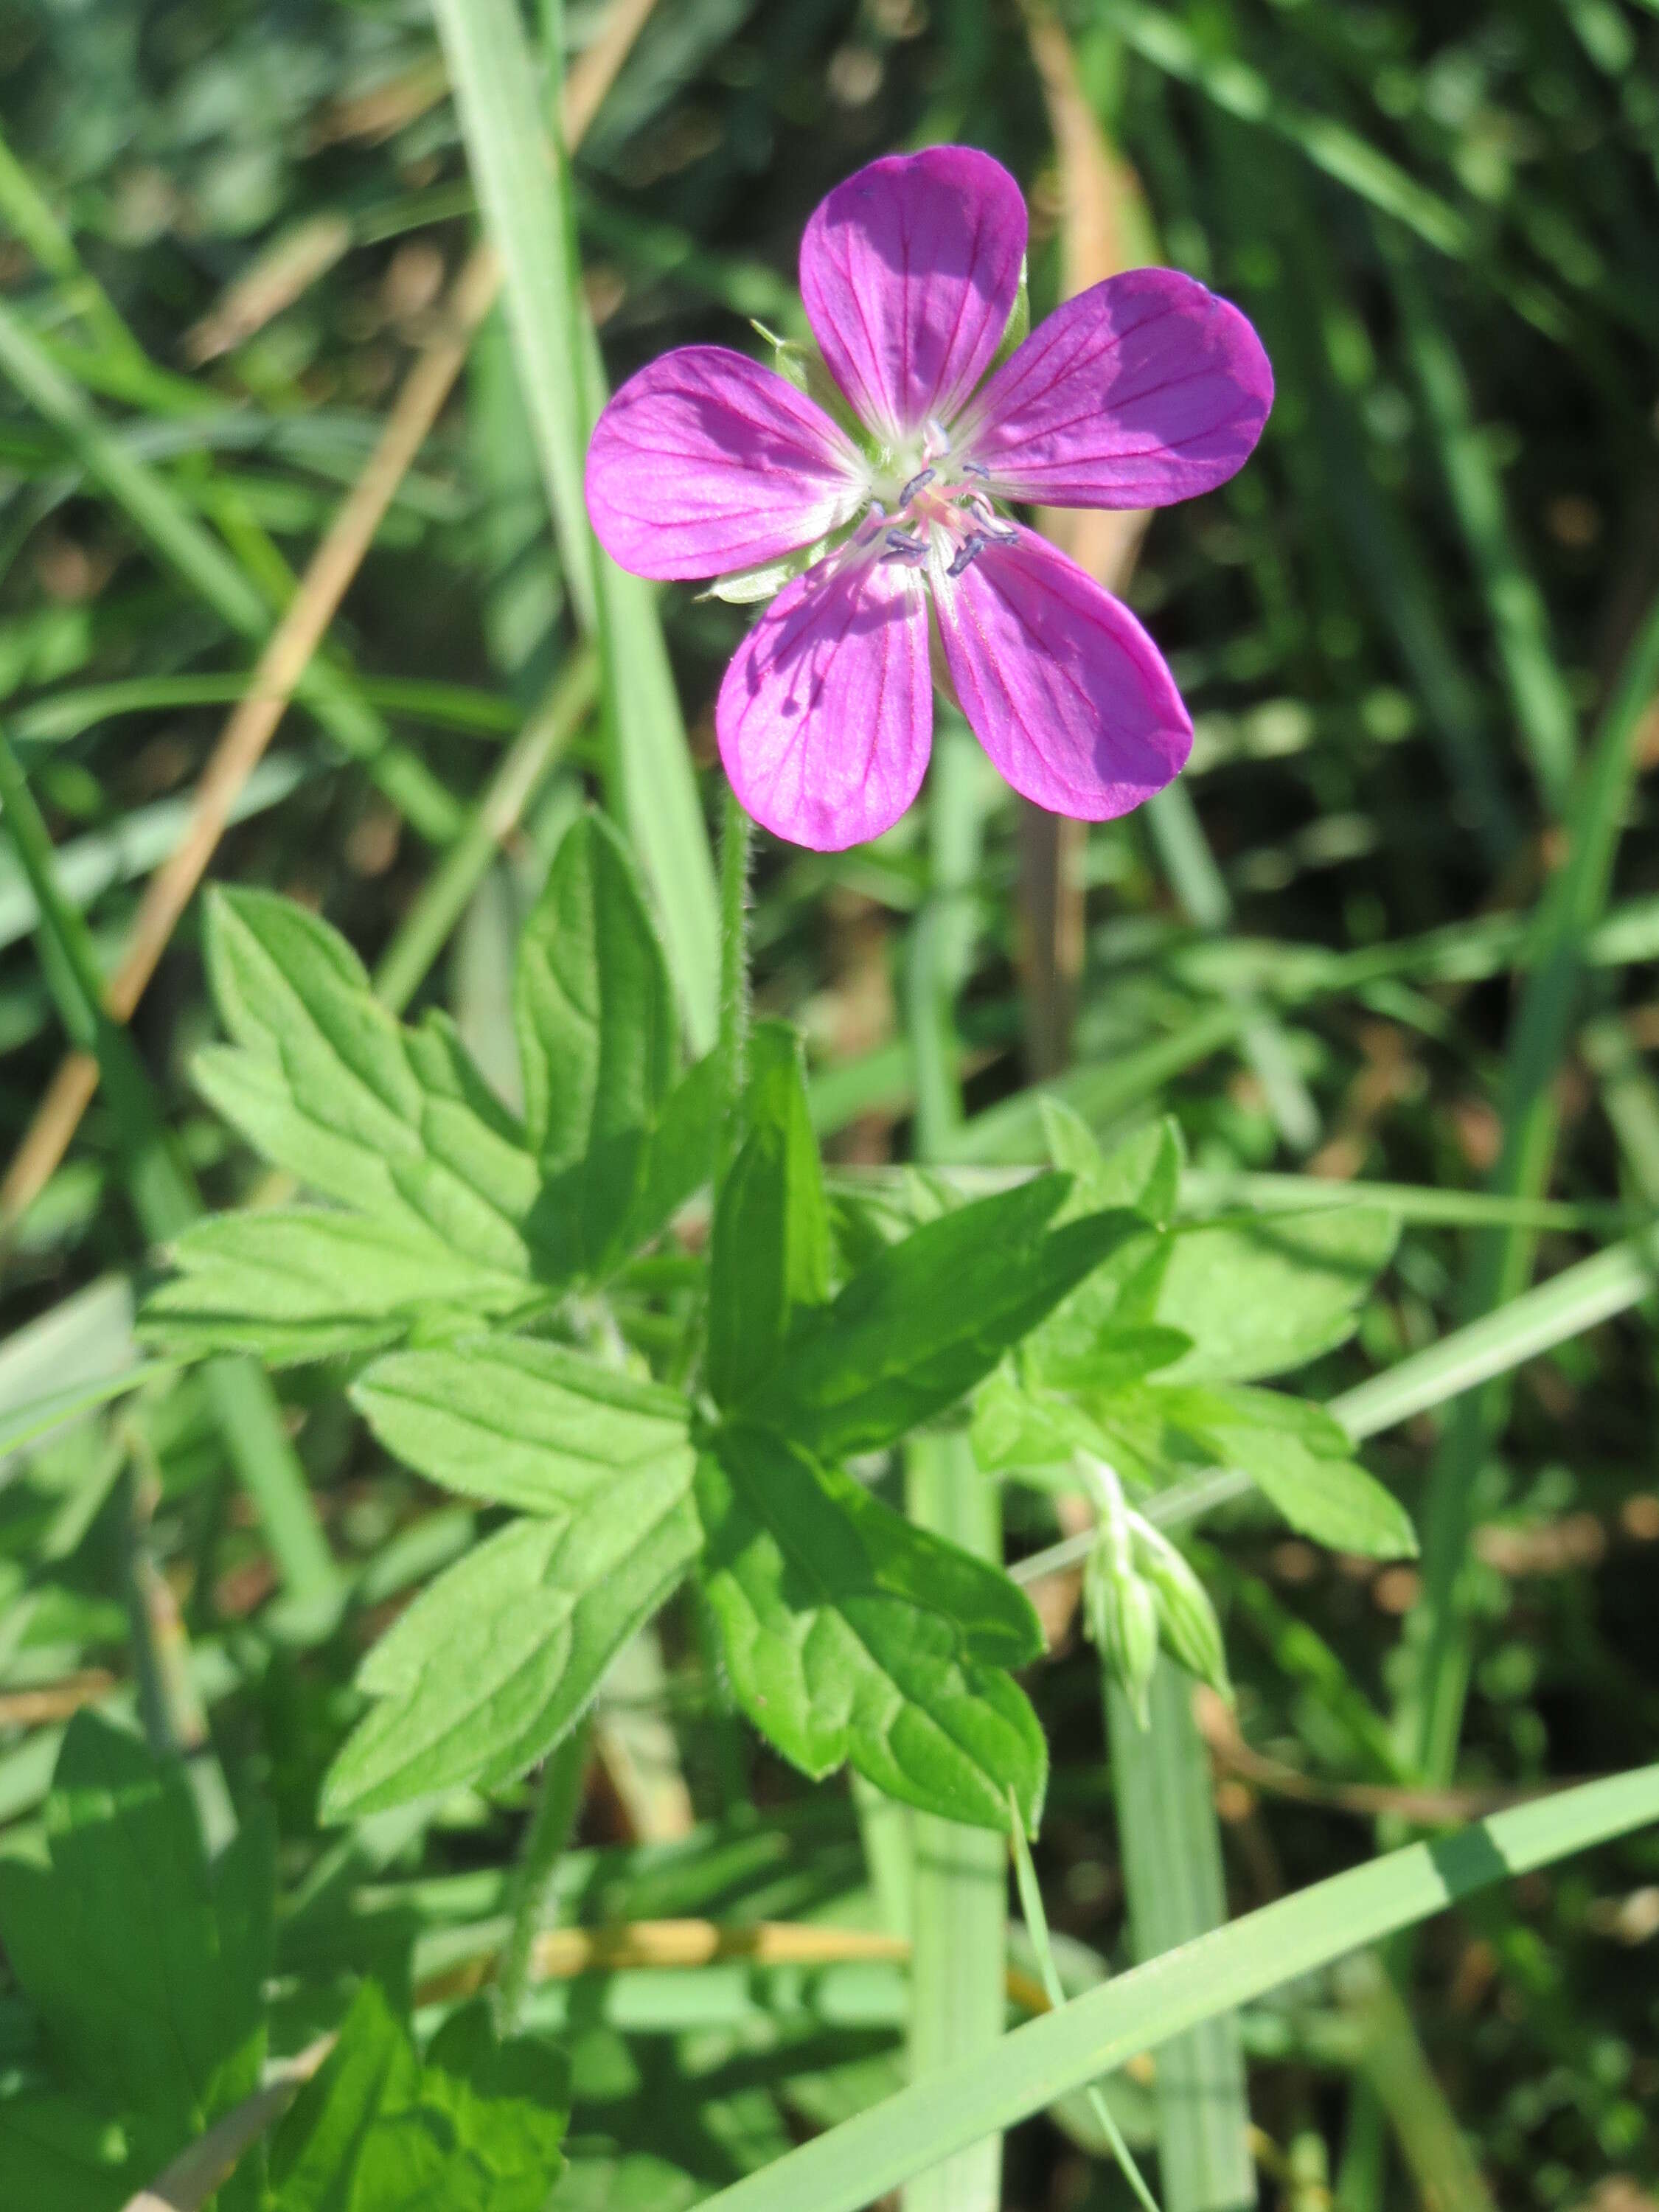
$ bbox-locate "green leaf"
[0,1714,271,2177]
[0,2094,134,2212]
[268,1981,567,2211]
[745,1175,1138,1460]
[695,1427,1046,1832]
[198,887,543,1279]
[323,1465,700,1816]
[1151,1207,1399,1383]
[1164,1385,1419,1559]
[691,1762,1659,2212]
[970,1371,1110,1472]
[709,1023,830,1409]
[514,813,675,1174]
[351,1338,695,1514]
[533,1046,721,1283]
[141,1208,535,1365]
[1043,1105,1181,1228]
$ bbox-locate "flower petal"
[955,268,1273,509]
[585,346,868,581]
[717,552,932,850]
[933,526,1190,818]
[800,147,1027,447]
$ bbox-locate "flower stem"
[714,782,754,1188]
[492,1719,589,2037]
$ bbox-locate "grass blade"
[695,1764,1659,2212]
[431,0,720,1048]
[1109,1661,1254,2212]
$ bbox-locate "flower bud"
[1085,1536,1161,1729]
[1135,1522,1231,1705]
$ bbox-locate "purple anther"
[945,532,989,578]
[882,527,930,565]
[961,459,991,480]
[898,466,936,507]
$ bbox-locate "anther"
[898,466,936,507]
[883,528,930,565]
[946,532,989,578]
[961,460,991,480]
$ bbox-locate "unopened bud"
[1135,1522,1231,1705]
[1085,1537,1160,1728]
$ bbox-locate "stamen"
[883,527,930,565]
[898,466,936,507]
[946,532,989,578]
[923,417,952,462]
[961,459,991,480]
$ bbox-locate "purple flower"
[585,146,1273,852]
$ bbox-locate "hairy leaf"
[268,1980,567,2211]
[709,1023,830,1409]
[514,811,675,1172]
[696,1427,1046,1832]
[1152,1208,1399,1383]
[323,1463,700,1816]
[352,1338,694,1513]
[745,1175,1138,1460]
[141,1208,535,1365]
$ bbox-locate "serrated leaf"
[744,1175,1139,1461]
[268,1981,566,2211]
[1163,1385,1419,1558]
[351,1338,693,1513]
[140,1208,535,1365]
[514,813,675,1172]
[199,889,543,1281]
[1152,1208,1399,1383]
[532,1049,719,1282]
[709,1023,829,1409]
[0,1715,271,2180]
[695,1427,1046,1832]
[323,1465,699,1817]
[970,1370,1110,1472]
[1042,1107,1181,1228]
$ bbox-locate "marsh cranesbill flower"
[584,146,1272,851]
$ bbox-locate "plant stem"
[902,726,1002,2212]
[714,781,754,1186]
[493,1719,590,2036]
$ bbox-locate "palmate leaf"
[351,1338,695,1513]
[1149,1206,1400,1383]
[514,810,676,1173]
[139,1208,538,1364]
[268,1981,567,2212]
[147,816,714,1367]
[198,887,544,1279]
[741,1174,1140,1461]
[696,1427,1046,1833]
[708,1023,830,1410]
[326,1339,700,1815]
[0,1716,272,2192]
[322,1474,700,1816]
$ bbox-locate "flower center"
[861,423,1015,582]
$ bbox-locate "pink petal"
[955,268,1273,509]
[717,552,932,850]
[585,346,869,580]
[933,526,1191,818]
[800,147,1026,447]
